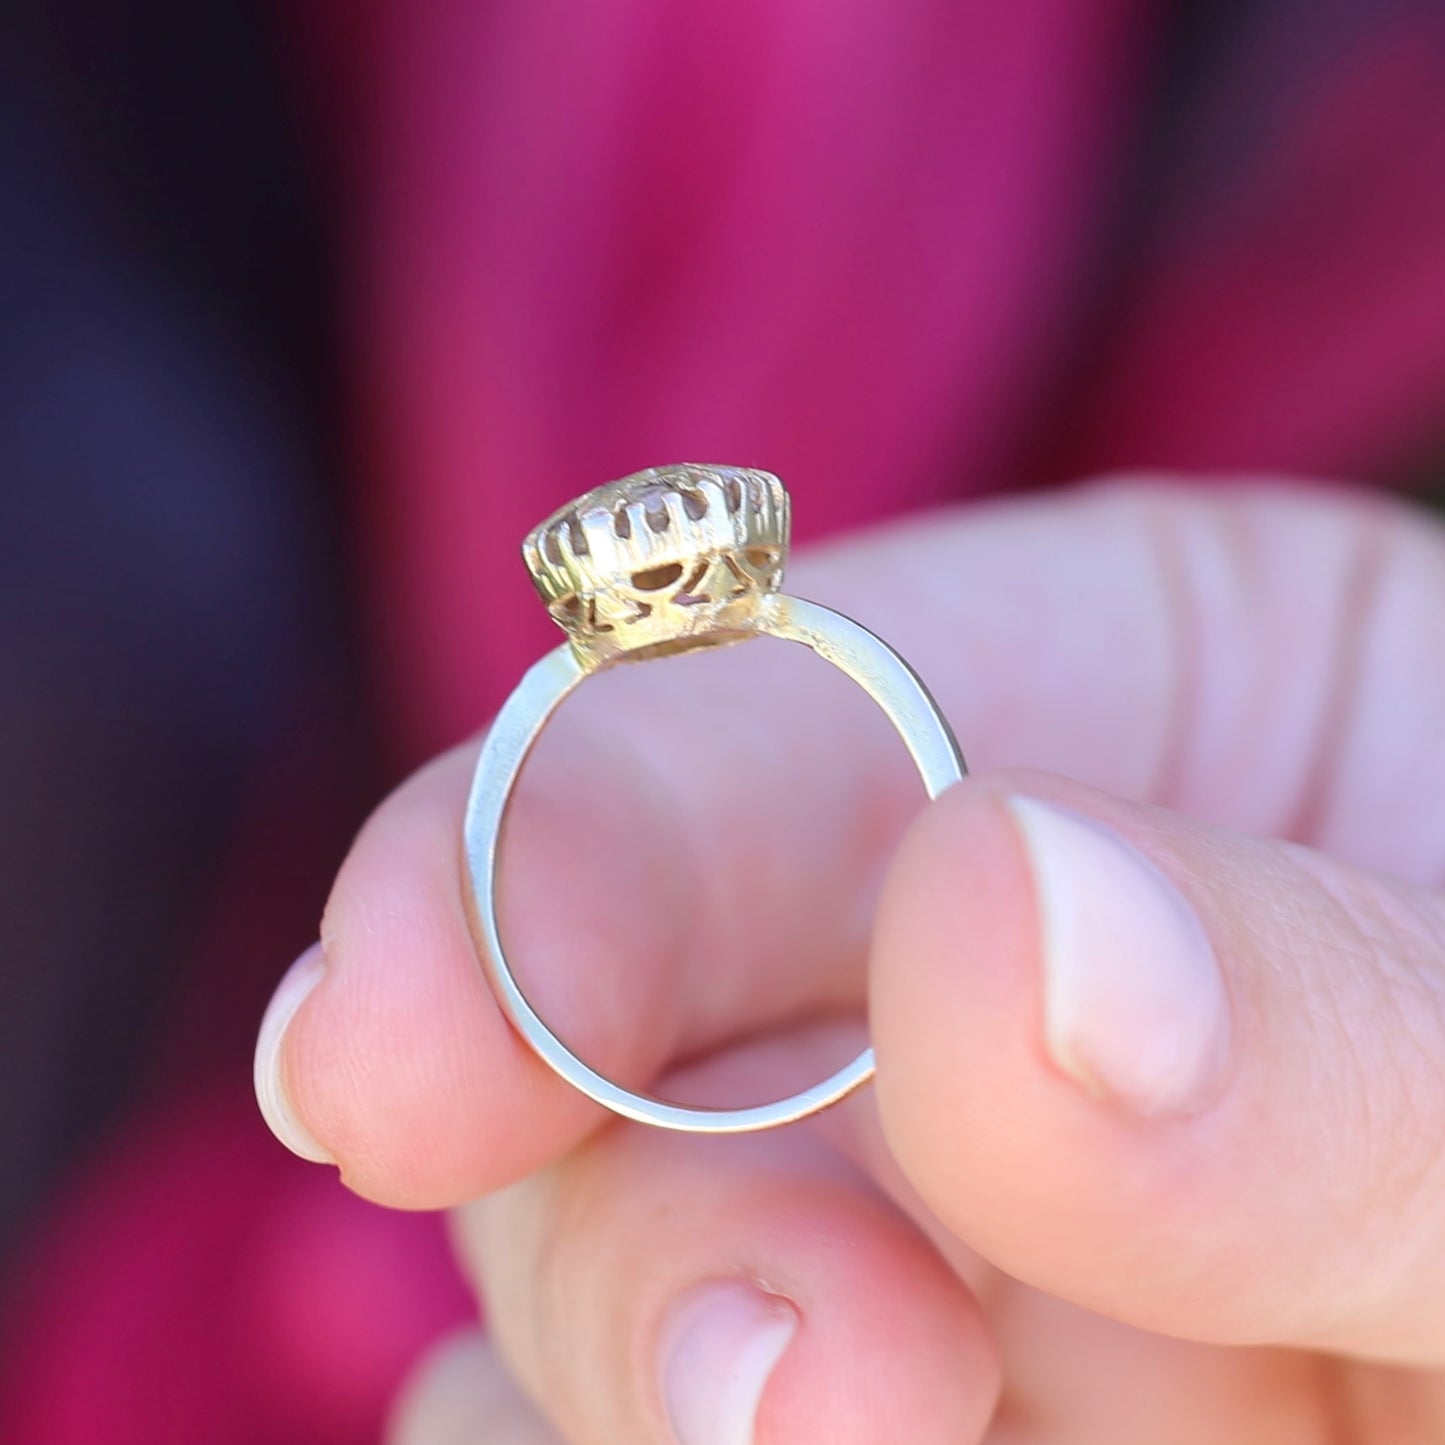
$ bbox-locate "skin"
[264,478,1445,1443]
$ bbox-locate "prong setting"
[523,465,790,665]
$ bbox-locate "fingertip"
[468,1089,1002,1445]
[869,774,1213,1323]
[254,943,334,1165]
[871,768,1238,1165]
[274,726,691,1210]
[869,771,1440,1356]
[278,744,593,1207]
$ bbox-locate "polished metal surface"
[462,580,965,1133]
[464,466,963,1131]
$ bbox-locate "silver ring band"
[462,591,965,1134]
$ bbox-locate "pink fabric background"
[4,3,1444,1440]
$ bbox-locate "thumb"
[871,771,1445,1366]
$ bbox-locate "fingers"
[386,1329,561,1445]
[274,639,892,1201]
[871,770,1445,1365]
[431,1043,1330,1445]
[262,482,1445,1208]
[461,1030,999,1445]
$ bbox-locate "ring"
[462,465,965,1132]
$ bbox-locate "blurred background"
[1,1,1442,1440]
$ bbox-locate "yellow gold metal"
[523,464,789,665]
[463,465,965,1133]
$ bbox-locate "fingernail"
[1007,797,1231,1116]
[660,1281,798,1445]
[254,943,334,1163]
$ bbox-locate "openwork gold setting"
[523,464,789,666]
[464,465,966,1133]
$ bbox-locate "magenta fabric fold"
[351,0,1151,760]
[1062,6,1445,480]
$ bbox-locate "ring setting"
[463,464,965,1133]
[523,464,789,664]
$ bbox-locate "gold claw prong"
[521,465,789,666]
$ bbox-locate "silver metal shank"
[461,592,966,1133]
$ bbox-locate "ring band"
[462,466,965,1133]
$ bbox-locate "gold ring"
[462,465,965,1132]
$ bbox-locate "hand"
[257,478,1445,1444]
